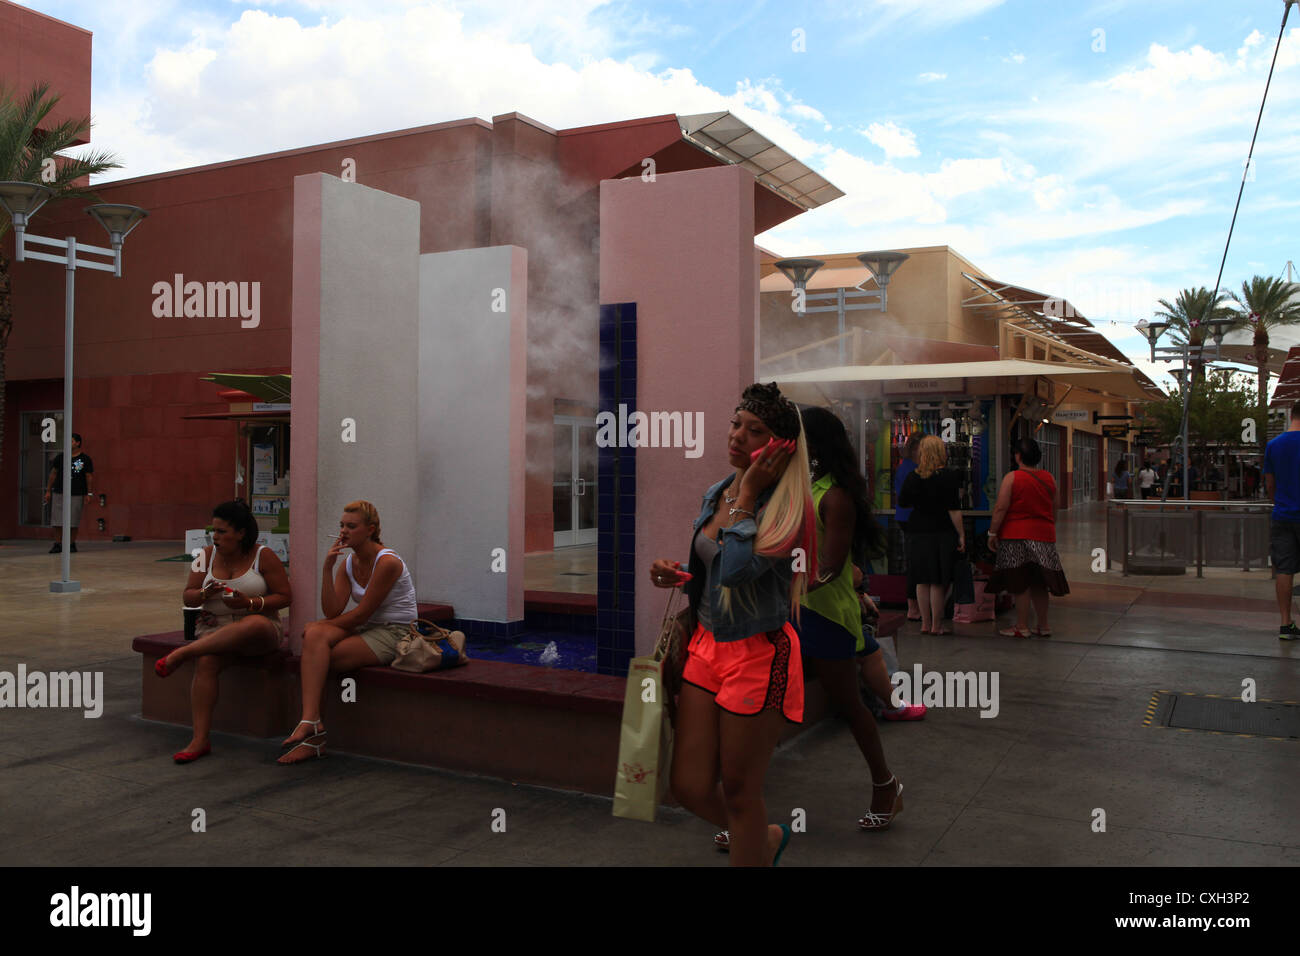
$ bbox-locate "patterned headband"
[736,382,801,440]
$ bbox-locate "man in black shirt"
[44,433,94,553]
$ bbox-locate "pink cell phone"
[751,438,776,461]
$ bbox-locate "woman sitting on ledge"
[280,500,417,765]
[160,499,291,764]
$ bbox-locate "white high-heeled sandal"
[859,776,904,830]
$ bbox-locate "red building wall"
[3,110,802,545]
[0,0,92,144]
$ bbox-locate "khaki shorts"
[51,494,85,525]
[195,611,285,647]
[357,621,414,665]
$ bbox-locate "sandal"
[155,654,178,678]
[281,719,323,749]
[1031,627,1052,637]
[859,776,904,831]
[278,732,326,763]
[714,830,730,852]
[998,627,1030,639]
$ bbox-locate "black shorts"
[1270,521,1300,575]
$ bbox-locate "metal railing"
[1106,499,1273,577]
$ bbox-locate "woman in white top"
[159,499,292,763]
[280,500,417,764]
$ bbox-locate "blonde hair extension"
[718,430,817,622]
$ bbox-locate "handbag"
[390,619,469,673]
[611,585,692,822]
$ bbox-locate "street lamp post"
[775,251,910,366]
[1136,316,1234,501]
[0,182,147,592]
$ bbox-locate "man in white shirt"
[1138,462,1157,499]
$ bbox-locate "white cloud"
[918,72,947,82]
[1002,52,1025,64]
[788,103,831,129]
[862,121,920,159]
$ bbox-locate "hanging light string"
[1162,0,1295,500]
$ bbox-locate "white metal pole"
[52,236,79,592]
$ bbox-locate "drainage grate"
[1144,691,1300,740]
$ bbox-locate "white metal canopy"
[678,111,844,211]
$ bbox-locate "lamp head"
[0,181,53,231]
[856,251,910,288]
[86,203,148,249]
[774,258,824,293]
[1137,318,1167,346]
[1204,315,1234,347]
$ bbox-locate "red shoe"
[882,702,927,721]
[173,744,211,764]
[155,655,176,678]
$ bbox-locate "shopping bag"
[954,578,996,623]
[612,587,684,822]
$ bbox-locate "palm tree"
[0,82,121,470]
[1229,274,1300,448]
[1154,286,1237,386]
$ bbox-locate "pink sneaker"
[882,702,926,721]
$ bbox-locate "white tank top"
[200,545,279,622]
[345,549,418,625]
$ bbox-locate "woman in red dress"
[987,437,1069,638]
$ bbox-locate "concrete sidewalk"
[1,510,1297,866]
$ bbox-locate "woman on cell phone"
[279,500,417,764]
[157,499,291,764]
[649,382,816,866]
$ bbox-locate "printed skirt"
[987,538,1070,597]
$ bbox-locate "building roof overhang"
[677,112,844,213]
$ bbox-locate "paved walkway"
[1,504,1297,866]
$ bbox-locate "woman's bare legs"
[1030,586,1050,632]
[280,625,380,764]
[858,649,894,704]
[177,617,279,754]
[1014,590,1032,631]
[163,614,279,671]
[812,657,898,814]
[916,583,935,633]
[718,706,788,866]
[672,684,789,866]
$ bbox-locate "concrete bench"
[131,604,910,795]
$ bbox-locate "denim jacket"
[682,474,795,642]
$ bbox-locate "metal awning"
[200,372,292,404]
[181,410,290,422]
[773,358,1154,403]
[678,111,844,211]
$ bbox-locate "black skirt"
[905,530,958,587]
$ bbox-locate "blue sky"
[17,0,1300,387]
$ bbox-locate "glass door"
[553,416,597,548]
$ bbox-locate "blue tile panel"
[597,302,637,677]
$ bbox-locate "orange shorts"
[681,622,803,723]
